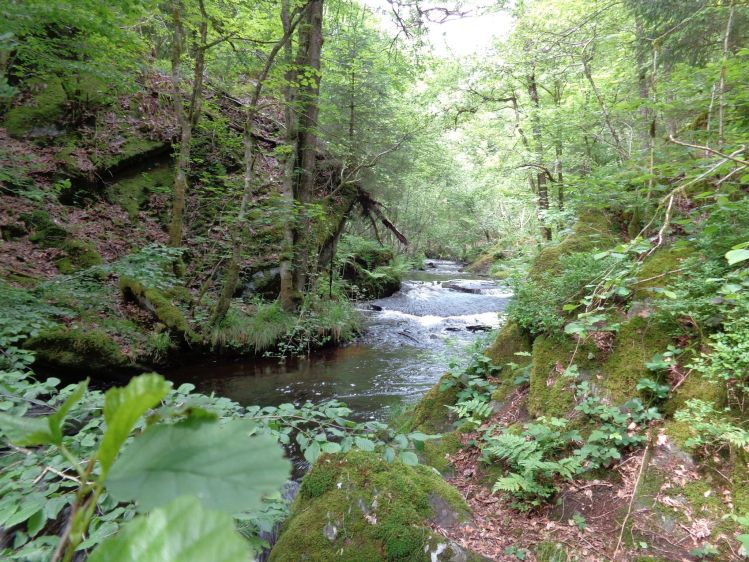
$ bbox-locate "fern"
[447,398,493,428]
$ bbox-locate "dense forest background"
[2,0,749,560]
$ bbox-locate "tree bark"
[279,0,302,312]
[292,0,324,294]
[212,5,308,323]
[526,71,551,241]
[718,0,735,150]
[168,0,208,247]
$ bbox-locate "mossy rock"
[602,316,674,403]
[528,335,597,418]
[485,321,533,403]
[25,327,128,372]
[633,244,695,300]
[420,432,462,474]
[396,374,459,433]
[90,136,167,171]
[270,451,475,562]
[20,210,69,248]
[119,277,188,334]
[1,222,28,241]
[4,80,67,137]
[529,210,619,280]
[56,239,103,274]
[106,165,174,218]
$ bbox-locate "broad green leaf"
[304,440,321,463]
[399,451,419,466]
[98,374,171,476]
[107,420,290,513]
[354,436,375,451]
[88,496,251,562]
[321,442,341,454]
[48,379,89,444]
[0,413,55,446]
[0,380,88,446]
[726,248,749,266]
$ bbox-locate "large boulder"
[269,451,484,562]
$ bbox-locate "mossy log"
[119,277,189,334]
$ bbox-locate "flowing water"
[169,260,511,421]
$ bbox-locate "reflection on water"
[168,260,511,421]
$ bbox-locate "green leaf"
[98,374,171,476]
[48,379,88,444]
[321,442,341,454]
[107,420,289,513]
[0,379,88,446]
[304,440,321,463]
[726,248,749,266]
[0,413,55,446]
[399,451,418,465]
[354,436,376,451]
[88,496,252,562]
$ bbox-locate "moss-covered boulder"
[529,210,619,280]
[633,244,694,300]
[56,239,103,274]
[397,374,459,433]
[270,451,479,562]
[528,335,599,418]
[602,316,674,402]
[105,164,174,219]
[485,321,533,403]
[119,277,189,334]
[25,327,128,372]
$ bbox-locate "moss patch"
[528,335,597,418]
[633,244,695,300]
[119,277,188,334]
[485,321,533,402]
[4,80,67,137]
[270,451,470,562]
[106,165,174,218]
[24,327,128,372]
[485,321,532,374]
[396,374,459,433]
[529,210,619,280]
[602,316,674,403]
[56,239,103,274]
[420,432,462,474]
[21,210,70,248]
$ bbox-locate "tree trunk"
[292,0,324,295]
[526,71,551,241]
[212,4,308,323]
[582,54,626,162]
[718,1,735,150]
[168,0,208,247]
[279,0,301,312]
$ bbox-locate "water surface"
[169,260,510,420]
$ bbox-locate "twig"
[614,435,650,559]
[630,267,689,286]
[668,135,749,167]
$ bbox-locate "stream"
[169,260,511,421]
